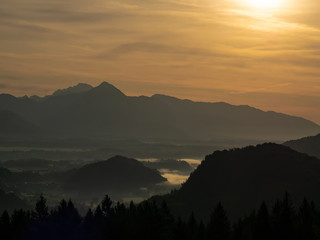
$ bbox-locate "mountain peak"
[96,81,119,90]
[65,155,167,194]
[98,81,113,87]
[107,155,142,165]
[89,81,126,97]
[52,83,93,97]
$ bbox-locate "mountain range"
[0,82,319,143]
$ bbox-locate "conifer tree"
[297,198,316,240]
[207,202,230,240]
[34,194,49,220]
[0,211,11,240]
[253,201,271,240]
[101,195,113,217]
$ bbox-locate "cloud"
[0,83,8,88]
[0,74,22,81]
[1,0,320,123]
[96,42,230,60]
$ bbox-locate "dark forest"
[2,193,320,240]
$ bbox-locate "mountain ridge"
[52,83,93,97]
[150,143,320,220]
[0,82,319,143]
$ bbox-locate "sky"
[1,0,320,124]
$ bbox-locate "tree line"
[1,193,320,240]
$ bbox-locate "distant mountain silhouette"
[65,155,167,196]
[284,133,320,158]
[0,110,41,137]
[150,143,320,220]
[52,83,93,97]
[1,82,319,142]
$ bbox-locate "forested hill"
[2,193,320,240]
[65,155,166,196]
[151,143,320,220]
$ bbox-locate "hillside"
[0,82,319,143]
[151,143,320,220]
[283,133,320,158]
[65,155,167,197]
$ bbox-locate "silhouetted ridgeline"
[284,133,320,158]
[150,143,320,220]
[2,193,320,240]
[65,155,166,197]
[1,82,319,143]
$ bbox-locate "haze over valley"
[0,82,320,212]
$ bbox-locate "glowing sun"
[244,0,285,8]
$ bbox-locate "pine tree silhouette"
[253,201,271,240]
[207,202,230,240]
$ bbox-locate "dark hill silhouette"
[0,110,41,137]
[1,82,319,142]
[65,155,167,196]
[151,143,320,220]
[283,133,320,158]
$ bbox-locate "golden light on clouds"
[242,0,286,9]
[0,0,320,123]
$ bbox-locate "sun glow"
[244,0,285,8]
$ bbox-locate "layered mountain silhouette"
[284,133,320,158]
[151,143,320,220]
[1,82,319,142]
[65,155,166,196]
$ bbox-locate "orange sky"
[1,0,320,124]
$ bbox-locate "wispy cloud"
[1,0,320,122]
